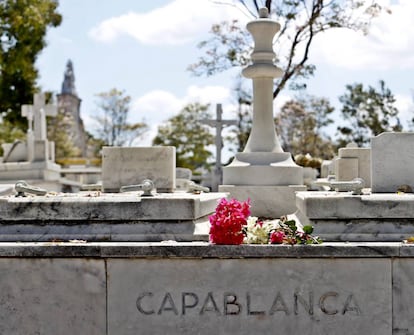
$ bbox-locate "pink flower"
[270,231,285,244]
[209,198,250,245]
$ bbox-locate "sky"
[36,0,414,152]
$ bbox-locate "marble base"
[222,152,303,185]
[0,242,412,334]
[0,161,60,181]
[0,192,225,242]
[0,258,105,334]
[219,185,306,217]
[296,191,414,241]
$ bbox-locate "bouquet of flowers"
[209,198,322,245]
[209,198,250,245]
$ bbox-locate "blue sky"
[36,0,414,148]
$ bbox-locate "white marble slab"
[337,147,371,187]
[296,191,414,219]
[0,259,106,334]
[102,146,176,192]
[392,259,414,334]
[219,185,306,217]
[372,132,414,193]
[107,258,391,335]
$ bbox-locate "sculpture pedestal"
[221,152,305,217]
[219,9,304,217]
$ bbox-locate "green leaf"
[303,225,314,234]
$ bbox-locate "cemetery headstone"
[371,132,414,193]
[21,92,57,162]
[335,142,371,187]
[0,92,61,191]
[296,131,414,241]
[201,104,237,191]
[102,146,176,193]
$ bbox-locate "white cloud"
[273,93,292,114]
[129,85,233,145]
[395,93,414,128]
[312,0,414,70]
[89,0,248,46]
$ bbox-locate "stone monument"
[201,104,237,191]
[371,132,414,193]
[297,132,414,241]
[335,142,371,187]
[21,92,57,162]
[1,10,414,335]
[0,93,61,190]
[219,8,304,217]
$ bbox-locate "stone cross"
[201,104,237,191]
[21,93,57,141]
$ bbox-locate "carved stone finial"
[259,7,269,18]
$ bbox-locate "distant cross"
[21,93,57,141]
[201,104,237,190]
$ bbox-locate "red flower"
[209,198,250,245]
[270,231,285,244]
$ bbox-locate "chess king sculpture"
[220,8,305,217]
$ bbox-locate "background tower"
[56,60,87,157]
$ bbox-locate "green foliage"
[295,154,323,169]
[275,95,335,159]
[189,0,385,100]
[47,111,81,159]
[93,88,148,147]
[0,119,26,156]
[0,0,62,128]
[152,103,214,172]
[337,80,402,147]
[225,78,253,155]
[303,225,314,235]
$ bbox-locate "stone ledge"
[0,192,225,221]
[296,191,414,219]
[0,241,406,258]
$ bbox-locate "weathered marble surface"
[372,132,414,193]
[0,242,411,334]
[296,191,414,241]
[107,258,391,335]
[0,258,106,334]
[296,192,414,219]
[310,219,414,242]
[219,185,306,217]
[102,146,176,192]
[392,259,414,333]
[336,146,371,187]
[0,241,402,258]
[0,192,223,221]
[0,192,224,241]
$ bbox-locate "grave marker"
[22,93,57,141]
[201,104,237,191]
[102,146,176,193]
[371,132,414,193]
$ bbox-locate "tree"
[189,0,384,99]
[0,118,25,156]
[93,88,147,147]
[275,95,335,159]
[337,80,402,147]
[152,103,214,172]
[226,78,253,155]
[0,0,62,128]
[48,111,81,159]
